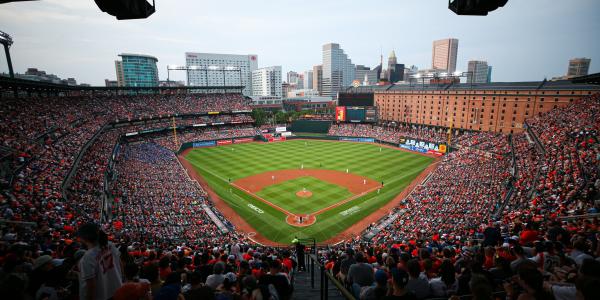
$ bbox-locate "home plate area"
[231,169,382,227]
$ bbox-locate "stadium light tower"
[0,30,15,78]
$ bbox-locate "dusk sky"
[0,0,598,85]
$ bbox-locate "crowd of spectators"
[328,123,509,154]
[1,91,600,300]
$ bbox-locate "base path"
[232,169,382,227]
[233,169,380,194]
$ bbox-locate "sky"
[0,0,599,85]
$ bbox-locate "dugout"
[290,120,332,133]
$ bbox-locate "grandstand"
[1,74,599,299]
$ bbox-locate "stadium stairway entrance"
[293,254,350,300]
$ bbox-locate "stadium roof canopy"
[344,79,600,93]
[571,72,600,85]
[0,76,244,96]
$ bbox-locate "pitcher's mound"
[296,190,313,198]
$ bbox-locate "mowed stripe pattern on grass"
[185,140,434,243]
[256,176,353,215]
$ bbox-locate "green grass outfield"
[184,140,434,244]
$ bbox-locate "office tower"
[313,65,323,95]
[322,43,355,97]
[432,38,459,72]
[386,50,405,82]
[116,53,159,87]
[467,60,489,83]
[303,70,313,90]
[567,58,591,77]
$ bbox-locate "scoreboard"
[336,106,377,123]
[338,93,374,106]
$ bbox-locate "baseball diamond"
[180,139,435,244]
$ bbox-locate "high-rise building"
[251,66,282,97]
[303,70,313,90]
[115,61,124,86]
[386,50,405,82]
[286,71,303,89]
[432,38,459,72]
[117,53,159,87]
[567,58,591,77]
[354,65,378,85]
[185,52,258,96]
[467,60,489,84]
[313,65,323,95]
[322,43,355,97]
[487,66,492,83]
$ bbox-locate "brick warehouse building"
[347,80,599,133]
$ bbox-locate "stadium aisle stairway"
[292,268,346,300]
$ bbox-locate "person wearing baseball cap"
[383,268,417,300]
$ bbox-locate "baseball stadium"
[1,1,600,300]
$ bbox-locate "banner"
[275,126,287,132]
[193,141,216,148]
[192,123,207,127]
[335,106,346,122]
[217,139,233,145]
[208,111,220,115]
[401,138,447,154]
[339,137,374,143]
[125,132,138,136]
[234,138,254,144]
[281,132,292,137]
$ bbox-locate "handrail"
[524,121,545,155]
[308,254,356,300]
[557,213,600,220]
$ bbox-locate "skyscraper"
[313,65,323,95]
[322,43,355,97]
[467,60,489,84]
[185,52,258,96]
[567,58,591,77]
[303,70,314,90]
[117,53,159,87]
[252,66,282,97]
[432,38,459,72]
[386,50,405,82]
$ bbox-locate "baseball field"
[182,140,434,244]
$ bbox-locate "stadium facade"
[344,80,600,133]
[185,52,258,96]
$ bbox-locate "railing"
[524,121,545,155]
[307,254,356,300]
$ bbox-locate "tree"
[251,108,267,127]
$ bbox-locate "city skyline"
[0,0,599,85]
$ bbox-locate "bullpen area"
[181,140,434,244]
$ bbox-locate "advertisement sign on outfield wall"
[234,138,254,144]
[339,137,375,143]
[217,140,233,145]
[193,141,216,148]
[335,106,346,122]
